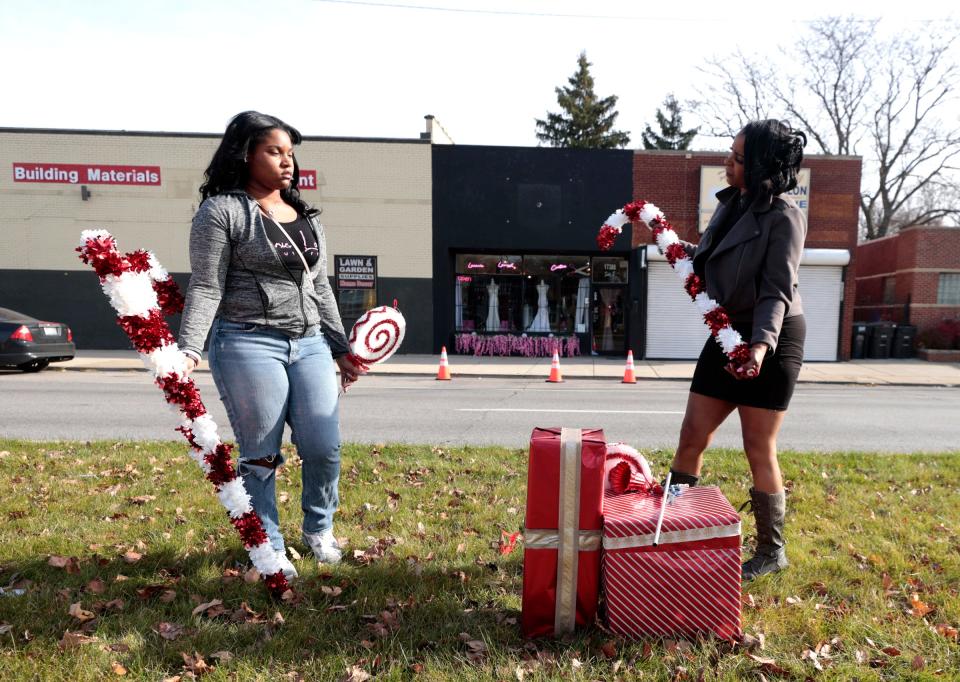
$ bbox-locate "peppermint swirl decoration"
[348,305,406,364]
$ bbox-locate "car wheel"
[18,359,50,373]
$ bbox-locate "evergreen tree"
[535,51,630,149]
[642,94,698,150]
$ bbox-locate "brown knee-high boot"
[741,488,788,580]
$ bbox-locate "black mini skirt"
[690,314,806,411]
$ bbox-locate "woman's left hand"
[336,355,365,392]
[725,343,767,380]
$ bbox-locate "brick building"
[853,225,960,335]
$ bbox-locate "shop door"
[591,286,626,355]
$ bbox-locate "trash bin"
[892,324,917,358]
[867,322,894,359]
[851,323,868,359]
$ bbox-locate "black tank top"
[264,215,319,272]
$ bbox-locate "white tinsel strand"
[248,542,284,576]
[656,229,680,252]
[142,343,189,378]
[79,230,112,248]
[717,326,744,353]
[185,448,210,473]
[605,210,630,229]
[694,292,718,315]
[189,414,223,455]
[217,477,253,517]
[673,258,694,280]
[146,253,170,282]
[101,271,159,318]
[639,203,664,223]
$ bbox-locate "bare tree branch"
[688,16,960,240]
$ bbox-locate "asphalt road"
[3,370,959,453]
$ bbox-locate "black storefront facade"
[432,145,643,357]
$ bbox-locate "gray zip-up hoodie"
[177,190,349,359]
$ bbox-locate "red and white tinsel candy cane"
[344,301,406,372]
[597,201,752,368]
[604,442,658,495]
[76,230,291,598]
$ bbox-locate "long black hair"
[740,119,807,201]
[199,111,319,217]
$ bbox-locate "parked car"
[0,307,75,372]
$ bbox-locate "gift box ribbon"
[523,528,602,550]
[556,427,582,635]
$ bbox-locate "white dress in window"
[527,279,551,332]
[485,281,500,331]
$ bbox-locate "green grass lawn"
[0,439,958,681]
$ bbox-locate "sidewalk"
[52,350,960,387]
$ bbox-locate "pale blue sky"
[1,0,957,148]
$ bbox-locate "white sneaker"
[302,529,342,564]
[276,553,299,579]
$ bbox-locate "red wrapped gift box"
[521,427,606,638]
[602,486,742,641]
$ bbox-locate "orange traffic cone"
[545,350,564,383]
[622,350,637,384]
[436,346,452,381]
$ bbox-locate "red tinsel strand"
[684,273,705,298]
[597,225,620,251]
[153,278,185,317]
[77,237,124,278]
[664,243,687,267]
[126,250,153,272]
[155,374,207,420]
[117,310,176,354]
[176,426,202,452]
[622,201,646,221]
[230,511,270,548]
[204,447,238,487]
[703,308,731,335]
[263,571,290,597]
[729,343,752,365]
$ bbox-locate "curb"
[44,364,959,388]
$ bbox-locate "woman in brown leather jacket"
[662,119,808,580]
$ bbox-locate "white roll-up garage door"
[644,247,848,361]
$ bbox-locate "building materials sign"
[336,255,377,289]
[298,170,318,190]
[12,162,161,186]
[698,166,810,233]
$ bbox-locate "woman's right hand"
[184,354,199,377]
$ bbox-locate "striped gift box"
[602,486,742,641]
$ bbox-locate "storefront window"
[338,289,377,331]
[592,256,629,283]
[454,254,590,333]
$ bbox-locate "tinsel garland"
[76,230,290,598]
[597,201,752,368]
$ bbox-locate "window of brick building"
[938,273,960,305]
[882,276,896,304]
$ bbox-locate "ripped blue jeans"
[208,318,341,552]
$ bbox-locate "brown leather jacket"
[685,186,807,352]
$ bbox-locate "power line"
[312,1,948,23]
[311,0,650,20]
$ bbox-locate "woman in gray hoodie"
[179,111,361,578]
